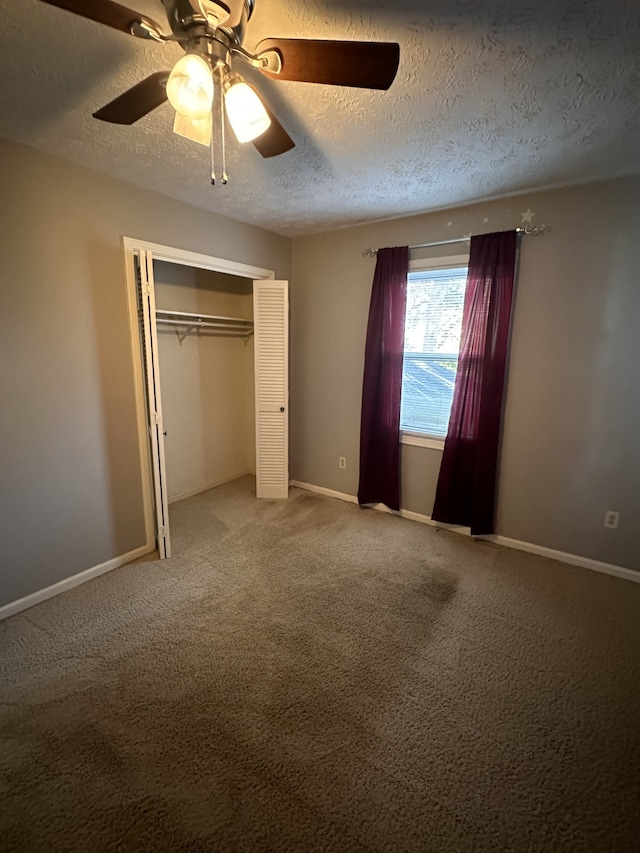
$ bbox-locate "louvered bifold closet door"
[253,280,289,498]
[137,250,171,558]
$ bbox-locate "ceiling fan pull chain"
[209,64,220,186]
[220,74,228,185]
[210,107,216,186]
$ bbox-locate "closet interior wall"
[153,260,255,504]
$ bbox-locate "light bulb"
[224,75,271,143]
[166,54,213,120]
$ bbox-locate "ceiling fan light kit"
[172,110,212,146]
[37,0,401,183]
[223,73,271,143]
[166,53,214,119]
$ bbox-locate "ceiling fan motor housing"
[161,0,253,34]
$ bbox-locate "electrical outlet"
[604,511,620,529]
[339,457,347,469]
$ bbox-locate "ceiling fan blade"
[37,0,163,36]
[93,72,169,124]
[255,39,400,90]
[252,113,295,159]
[247,88,295,158]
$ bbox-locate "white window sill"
[401,432,445,450]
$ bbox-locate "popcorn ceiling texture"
[0,0,638,235]
[1,478,640,850]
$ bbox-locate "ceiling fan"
[38,0,400,181]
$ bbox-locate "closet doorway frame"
[122,236,275,557]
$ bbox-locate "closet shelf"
[155,309,253,338]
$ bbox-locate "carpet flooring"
[1,476,639,852]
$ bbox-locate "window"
[400,257,468,446]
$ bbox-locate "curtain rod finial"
[517,224,549,236]
[362,248,378,257]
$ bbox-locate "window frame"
[400,253,469,450]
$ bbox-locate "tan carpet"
[1,477,639,852]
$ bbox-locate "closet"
[129,241,288,559]
[154,260,256,505]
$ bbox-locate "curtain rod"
[361,224,548,257]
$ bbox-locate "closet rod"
[155,308,253,327]
[156,318,252,333]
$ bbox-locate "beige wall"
[0,138,290,608]
[290,177,640,573]
[154,262,255,502]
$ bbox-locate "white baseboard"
[290,481,358,505]
[289,480,639,585]
[4,479,635,623]
[169,470,252,504]
[492,535,640,584]
[0,543,153,622]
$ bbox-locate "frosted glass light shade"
[173,111,212,146]
[166,54,213,119]
[224,77,271,143]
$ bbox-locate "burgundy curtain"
[432,230,517,535]
[358,246,409,511]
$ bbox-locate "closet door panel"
[137,250,171,557]
[253,280,289,498]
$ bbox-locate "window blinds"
[400,266,467,437]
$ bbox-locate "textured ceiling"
[0,0,638,236]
